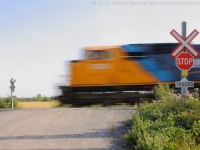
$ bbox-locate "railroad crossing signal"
[10,84,15,92]
[170,29,200,58]
[171,22,199,97]
[10,78,16,92]
[176,52,194,70]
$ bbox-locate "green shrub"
[154,84,175,101]
[0,97,18,108]
[124,84,200,150]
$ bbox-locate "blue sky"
[0,0,200,97]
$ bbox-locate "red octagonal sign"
[176,52,194,70]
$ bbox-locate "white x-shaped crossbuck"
[170,29,200,58]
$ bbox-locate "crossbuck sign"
[170,29,200,58]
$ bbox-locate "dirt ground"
[0,108,135,150]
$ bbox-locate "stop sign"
[176,52,194,70]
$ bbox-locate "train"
[59,43,200,104]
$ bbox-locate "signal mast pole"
[181,21,188,78]
[10,78,16,109]
[181,21,188,100]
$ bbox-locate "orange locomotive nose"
[70,46,158,87]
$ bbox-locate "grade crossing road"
[0,108,135,150]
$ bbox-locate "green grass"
[124,84,200,150]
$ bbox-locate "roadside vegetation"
[0,97,18,108]
[17,94,57,102]
[0,94,57,109]
[124,84,200,150]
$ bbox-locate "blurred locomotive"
[59,43,200,104]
